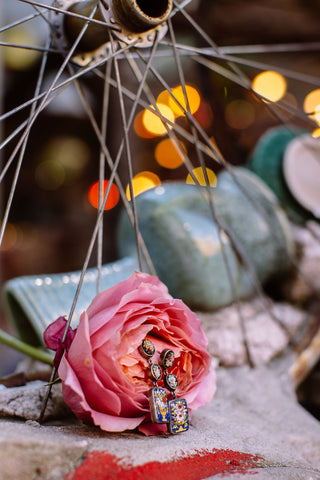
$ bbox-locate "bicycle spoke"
[0,120,29,152]
[0,41,57,53]
[191,55,315,126]
[0,37,50,247]
[0,40,137,124]
[96,60,112,293]
[1,3,114,182]
[160,41,320,88]
[219,42,320,55]
[0,11,45,33]
[168,17,257,364]
[17,0,122,31]
[65,56,157,276]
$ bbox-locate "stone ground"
[0,354,320,480]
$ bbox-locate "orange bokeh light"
[156,90,171,107]
[88,180,119,210]
[155,138,186,169]
[134,110,157,139]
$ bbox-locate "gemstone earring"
[160,349,189,434]
[139,338,169,424]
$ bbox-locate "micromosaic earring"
[160,349,189,434]
[139,338,169,424]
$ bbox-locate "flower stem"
[0,328,54,365]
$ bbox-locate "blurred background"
[1,1,320,405]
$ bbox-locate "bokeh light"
[252,71,287,102]
[88,180,119,210]
[225,99,255,130]
[312,128,320,138]
[142,104,175,136]
[134,111,157,139]
[34,160,65,191]
[168,85,201,117]
[194,100,214,129]
[313,109,320,125]
[155,139,186,169]
[41,136,90,171]
[304,89,320,125]
[126,171,161,200]
[3,28,41,70]
[157,90,171,107]
[304,89,320,113]
[0,223,18,251]
[186,167,217,187]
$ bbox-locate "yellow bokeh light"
[225,99,255,130]
[142,104,175,136]
[169,85,201,117]
[126,171,161,200]
[304,90,320,125]
[314,108,320,125]
[134,111,157,139]
[312,128,320,138]
[157,90,171,107]
[304,89,320,114]
[155,139,186,169]
[186,167,217,187]
[3,28,40,70]
[252,71,287,102]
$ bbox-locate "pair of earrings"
[139,338,189,434]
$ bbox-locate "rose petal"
[184,363,216,410]
[43,316,69,350]
[59,355,145,432]
[65,312,122,416]
[87,272,166,319]
[94,360,148,416]
[91,409,146,433]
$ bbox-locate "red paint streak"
[65,448,263,480]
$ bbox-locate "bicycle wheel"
[1,0,320,369]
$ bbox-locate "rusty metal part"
[110,0,172,33]
[50,0,172,66]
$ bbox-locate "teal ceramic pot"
[248,125,311,224]
[117,167,293,311]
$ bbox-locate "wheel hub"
[50,0,172,66]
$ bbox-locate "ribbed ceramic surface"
[3,257,138,345]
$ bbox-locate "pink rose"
[56,272,216,435]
